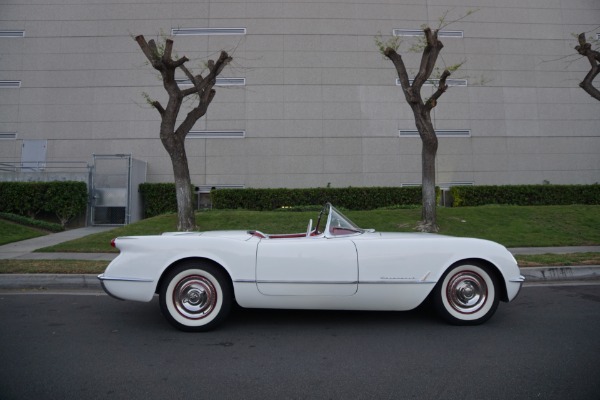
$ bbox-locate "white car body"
[99,204,524,330]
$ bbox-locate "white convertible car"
[98,203,524,331]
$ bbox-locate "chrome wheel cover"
[446,271,488,314]
[172,275,218,320]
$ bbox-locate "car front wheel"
[433,261,499,325]
[159,261,232,332]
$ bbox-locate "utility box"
[90,154,147,225]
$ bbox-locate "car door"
[256,237,358,296]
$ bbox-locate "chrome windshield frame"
[323,203,368,238]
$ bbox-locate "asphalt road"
[0,284,599,400]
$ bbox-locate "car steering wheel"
[306,219,313,237]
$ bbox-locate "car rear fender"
[155,256,235,300]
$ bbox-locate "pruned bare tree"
[575,32,600,101]
[135,35,232,231]
[380,27,452,233]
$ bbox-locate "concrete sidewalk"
[0,226,114,260]
[0,226,599,290]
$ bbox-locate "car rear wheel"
[159,261,232,332]
[433,261,499,325]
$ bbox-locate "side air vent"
[0,132,17,139]
[195,184,245,193]
[393,29,463,38]
[171,28,246,36]
[188,130,246,139]
[399,78,468,87]
[399,129,471,137]
[176,78,246,86]
[0,31,25,37]
[0,80,21,88]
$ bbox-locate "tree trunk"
[164,137,196,231]
[575,33,600,102]
[414,113,439,232]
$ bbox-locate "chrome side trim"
[509,275,526,282]
[97,274,153,283]
[257,280,358,285]
[361,280,437,285]
[234,279,435,285]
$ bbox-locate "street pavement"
[0,226,599,290]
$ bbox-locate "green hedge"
[139,183,178,218]
[0,212,65,232]
[211,187,423,210]
[0,181,88,227]
[450,184,600,207]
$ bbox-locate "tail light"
[110,238,117,248]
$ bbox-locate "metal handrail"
[0,161,90,172]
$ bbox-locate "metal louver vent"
[0,31,25,37]
[439,182,474,189]
[188,130,245,139]
[399,129,471,137]
[171,28,246,36]
[195,184,245,193]
[0,80,21,88]
[0,132,17,139]
[176,78,246,86]
[399,78,468,87]
[393,29,463,38]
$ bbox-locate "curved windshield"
[325,204,368,237]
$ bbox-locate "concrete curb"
[1,266,599,291]
[520,265,600,282]
[0,274,102,291]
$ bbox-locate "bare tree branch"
[162,38,174,63]
[151,101,166,116]
[425,70,450,112]
[413,28,444,89]
[575,32,600,101]
[135,35,162,69]
[383,47,416,103]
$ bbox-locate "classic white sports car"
[98,203,524,331]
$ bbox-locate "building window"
[188,130,245,139]
[176,77,246,86]
[393,29,463,38]
[171,28,246,36]
[0,30,25,37]
[399,129,471,137]
[399,78,468,87]
[0,80,21,88]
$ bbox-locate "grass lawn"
[0,259,109,274]
[0,219,47,246]
[38,204,600,253]
[1,253,599,275]
[516,253,600,267]
[1,204,599,274]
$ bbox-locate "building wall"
[1,0,599,188]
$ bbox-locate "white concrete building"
[1,0,599,191]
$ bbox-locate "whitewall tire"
[159,261,232,332]
[433,262,500,325]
